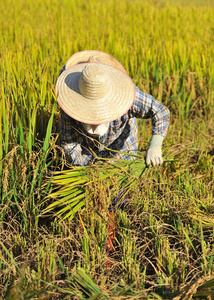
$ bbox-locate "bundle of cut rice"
[42,152,172,221]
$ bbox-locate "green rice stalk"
[41,147,173,221]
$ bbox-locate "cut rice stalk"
[41,151,173,221]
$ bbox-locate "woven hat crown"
[87,55,101,63]
[79,64,111,100]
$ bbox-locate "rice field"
[0,0,214,298]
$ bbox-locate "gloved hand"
[146,146,163,167]
[146,135,164,167]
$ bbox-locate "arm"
[130,86,170,166]
[60,109,93,166]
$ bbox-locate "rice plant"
[41,152,148,221]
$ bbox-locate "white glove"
[146,135,164,167]
[146,146,163,167]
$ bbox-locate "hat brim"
[65,50,127,74]
[55,63,135,125]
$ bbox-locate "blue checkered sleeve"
[60,109,93,166]
[131,86,170,137]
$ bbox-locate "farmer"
[56,50,170,168]
[55,50,170,255]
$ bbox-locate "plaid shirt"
[60,85,170,166]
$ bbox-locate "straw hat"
[65,50,127,74]
[55,62,135,125]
